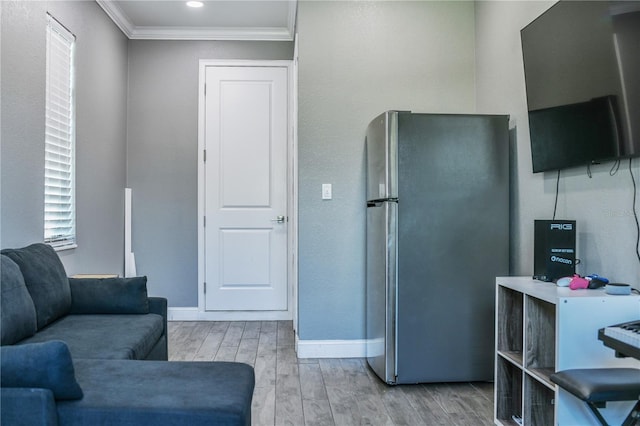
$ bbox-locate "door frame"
[194,59,297,321]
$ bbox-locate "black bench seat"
[550,368,640,426]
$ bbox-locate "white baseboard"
[167,307,199,321]
[295,335,367,358]
[167,307,292,321]
[168,309,366,358]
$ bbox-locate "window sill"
[49,243,77,252]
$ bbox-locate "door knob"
[271,215,286,224]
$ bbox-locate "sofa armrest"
[148,297,167,334]
[1,388,59,426]
[148,296,168,360]
[69,277,149,314]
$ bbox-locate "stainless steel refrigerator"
[366,111,509,384]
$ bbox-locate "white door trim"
[291,34,299,333]
[196,59,297,321]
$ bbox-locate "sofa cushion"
[58,359,255,426]
[0,341,83,400]
[20,314,164,360]
[69,276,149,314]
[1,255,37,345]
[1,243,71,330]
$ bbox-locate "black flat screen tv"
[521,1,640,173]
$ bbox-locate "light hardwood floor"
[168,321,494,426]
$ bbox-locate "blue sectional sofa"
[1,244,167,361]
[0,244,255,426]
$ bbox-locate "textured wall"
[296,1,476,340]
[126,40,293,306]
[474,1,640,285]
[1,1,128,275]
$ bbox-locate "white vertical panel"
[124,188,137,277]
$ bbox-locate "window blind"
[44,14,76,249]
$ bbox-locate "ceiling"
[96,0,297,41]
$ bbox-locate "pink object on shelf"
[569,274,589,290]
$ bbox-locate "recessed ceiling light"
[186,1,204,8]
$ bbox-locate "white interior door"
[204,65,288,312]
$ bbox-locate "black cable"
[610,159,620,176]
[553,169,560,220]
[629,158,640,265]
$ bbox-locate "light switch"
[322,184,332,200]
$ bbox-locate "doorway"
[197,60,295,321]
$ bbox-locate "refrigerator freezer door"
[366,111,398,201]
[394,113,509,383]
[366,200,397,384]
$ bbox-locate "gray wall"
[474,1,640,285]
[126,40,293,306]
[4,0,637,341]
[1,0,128,275]
[296,1,477,340]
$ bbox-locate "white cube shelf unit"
[494,277,640,426]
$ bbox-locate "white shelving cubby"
[494,277,640,426]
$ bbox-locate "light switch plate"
[322,184,332,200]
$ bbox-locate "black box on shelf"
[533,220,576,282]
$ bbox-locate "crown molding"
[97,0,296,41]
[96,0,135,37]
[286,0,297,40]
[127,26,293,41]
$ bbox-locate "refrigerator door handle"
[367,198,398,207]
